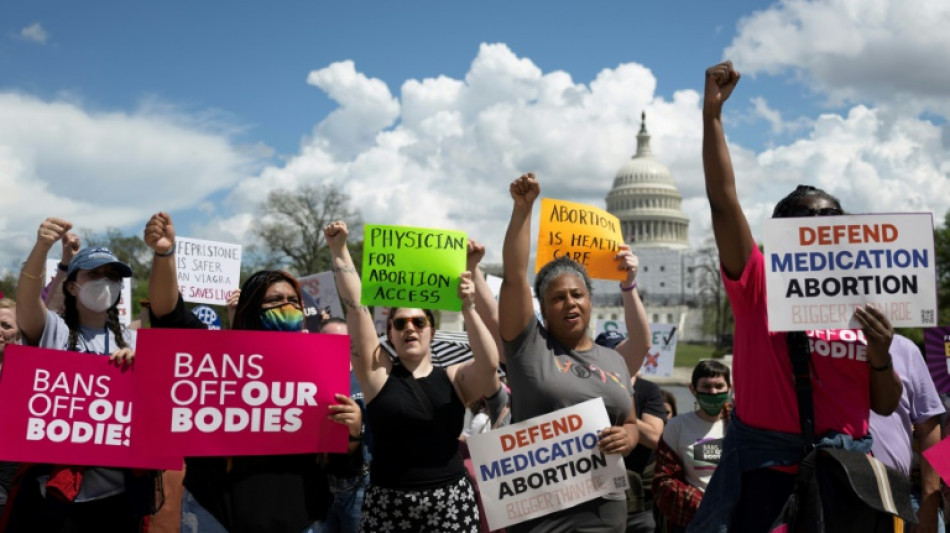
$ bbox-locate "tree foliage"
[694,241,734,347]
[935,209,950,327]
[253,184,362,276]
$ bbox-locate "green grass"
[674,343,719,368]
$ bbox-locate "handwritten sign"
[174,237,241,306]
[467,398,627,530]
[536,198,625,281]
[132,329,350,456]
[361,224,466,312]
[0,345,179,469]
[764,213,937,331]
[595,319,676,378]
[924,327,950,395]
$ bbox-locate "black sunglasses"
[788,205,844,217]
[392,316,429,331]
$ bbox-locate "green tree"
[694,241,734,347]
[253,184,362,276]
[0,271,17,301]
[935,209,950,327]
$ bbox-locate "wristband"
[869,358,893,372]
[19,264,45,280]
[154,246,175,258]
[348,433,362,442]
[57,262,69,272]
[620,281,637,292]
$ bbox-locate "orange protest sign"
[535,198,625,281]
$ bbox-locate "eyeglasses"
[788,205,844,217]
[392,316,429,331]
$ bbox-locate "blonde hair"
[0,298,15,311]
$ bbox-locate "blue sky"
[3,0,950,270]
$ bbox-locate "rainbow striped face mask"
[260,303,304,332]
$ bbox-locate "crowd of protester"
[0,60,946,533]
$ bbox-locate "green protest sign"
[361,224,467,312]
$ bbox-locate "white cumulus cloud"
[18,23,48,44]
[223,41,950,265]
[0,93,255,267]
[726,0,950,116]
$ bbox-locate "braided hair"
[62,274,129,352]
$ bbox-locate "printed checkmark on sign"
[662,327,677,346]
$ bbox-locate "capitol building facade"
[589,113,715,342]
[445,114,717,343]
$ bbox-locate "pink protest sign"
[0,345,180,469]
[923,435,950,487]
[132,328,350,457]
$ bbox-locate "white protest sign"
[174,237,241,306]
[467,398,627,530]
[486,274,502,300]
[764,213,936,331]
[45,259,132,325]
[45,259,59,288]
[297,271,343,319]
[595,319,676,377]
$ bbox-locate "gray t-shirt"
[504,317,633,501]
[38,310,135,502]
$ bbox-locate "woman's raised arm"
[17,218,72,344]
[325,221,389,401]
[703,61,755,280]
[499,173,540,342]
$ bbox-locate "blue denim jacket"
[686,415,873,533]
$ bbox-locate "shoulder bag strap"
[787,331,816,452]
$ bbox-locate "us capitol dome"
[606,112,690,250]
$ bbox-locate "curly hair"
[533,256,593,319]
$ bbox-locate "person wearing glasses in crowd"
[689,61,902,532]
[324,220,501,533]
[498,173,651,532]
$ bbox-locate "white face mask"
[77,278,122,312]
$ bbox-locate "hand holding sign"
[327,393,362,439]
[854,305,894,368]
[459,271,475,309]
[143,212,175,255]
[615,245,639,285]
[598,424,635,456]
[109,347,135,366]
